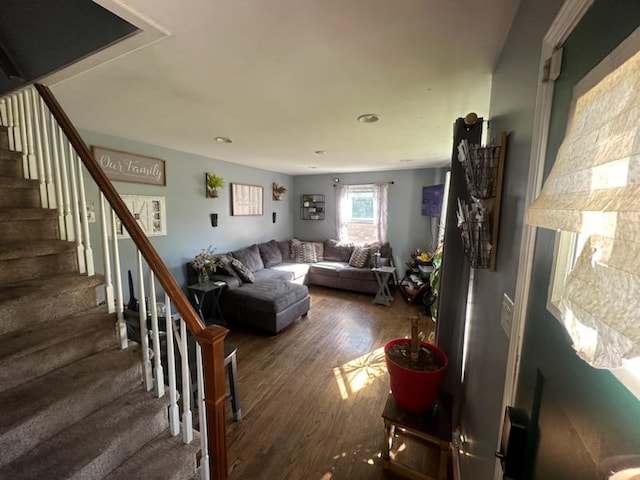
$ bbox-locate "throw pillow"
[296,242,318,263]
[231,244,264,273]
[348,246,370,268]
[323,239,354,262]
[258,240,283,267]
[230,258,255,283]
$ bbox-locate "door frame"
[493,1,594,479]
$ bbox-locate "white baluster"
[11,95,22,152]
[76,158,94,275]
[58,128,73,240]
[149,271,165,398]
[0,99,7,126]
[50,112,65,236]
[180,318,193,444]
[6,95,15,150]
[111,210,127,349]
[137,251,153,391]
[17,92,29,177]
[99,193,115,312]
[164,295,180,435]
[39,96,56,209]
[23,89,37,180]
[68,145,86,273]
[31,90,47,205]
[196,343,210,480]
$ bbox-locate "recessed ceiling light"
[215,136,232,143]
[314,150,326,155]
[307,165,318,169]
[357,113,380,123]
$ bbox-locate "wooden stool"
[382,393,452,480]
[224,344,241,421]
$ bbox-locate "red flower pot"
[384,339,448,414]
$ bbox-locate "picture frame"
[231,183,263,216]
[92,145,166,186]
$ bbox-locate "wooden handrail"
[34,84,229,479]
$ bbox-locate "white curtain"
[373,182,388,243]
[526,32,640,369]
[336,184,349,242]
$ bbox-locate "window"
[336,183,388,244]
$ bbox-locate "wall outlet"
[501,293,514,338]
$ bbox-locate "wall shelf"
[300,194,325,220]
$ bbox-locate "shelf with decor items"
[300,194,325,220]
[456,131,507,271]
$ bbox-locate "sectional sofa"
[186,238,393,334]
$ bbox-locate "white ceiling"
[47,0,520,175]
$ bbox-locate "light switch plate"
[501,293,514,338]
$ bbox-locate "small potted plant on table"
[385,316,447,414]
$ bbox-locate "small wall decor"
[92,146,165,186]
[206,173,225,198]
[231,183,263,216]
[114,194,167,238]
[272,182,287,201]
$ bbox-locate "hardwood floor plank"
[225,286,442,480]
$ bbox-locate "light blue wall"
[80,130,294,289]
[292,168,447,271]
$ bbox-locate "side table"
[187,280,227,325]
[372,266,396,306]
[382,393,452,480]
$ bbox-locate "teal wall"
[516,2,640,479]
[293,168,448,271]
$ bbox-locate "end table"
[372,266,396,306]
[187,280,227,325]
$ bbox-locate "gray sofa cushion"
[231,244,264,272]
[226,280,308,314]
[254,268,293,282]
[270,262,310,280]
[309,261,345,278]
[323,239,354,262]
[258,240,283,267]
[277,241,291,261]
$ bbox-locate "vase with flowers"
[193,246,223,284]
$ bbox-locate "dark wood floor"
[224,285,440,480]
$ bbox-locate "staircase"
[0,125,200,479]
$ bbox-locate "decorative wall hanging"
[206,173,225,198]
[114,194,167,238]
[272,182,287,201]
[92,146,165,186]
[231,183,263,216]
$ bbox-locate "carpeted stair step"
[0,213,60,242]
[0,150,22,177]
[0,387,170,479]
[0,273,103,336]
[104,429,201,480]
[0,176,40,208]
[0,305,117,393]
[0,240,78,286]
[0,345,143,468]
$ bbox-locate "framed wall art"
[231,183,263,216]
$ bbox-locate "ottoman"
[222,280,310,334]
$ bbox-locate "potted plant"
[384,316,447,413]
[206,173,225,198]
[193,246,223,284]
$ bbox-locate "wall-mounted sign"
[92,145,166,186]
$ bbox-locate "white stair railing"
[0,84,222,480]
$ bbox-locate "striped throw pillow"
[348,246,370,268]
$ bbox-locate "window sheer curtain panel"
[525,34,640,369]
[373,182,388,243]
[336,184,349,242]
